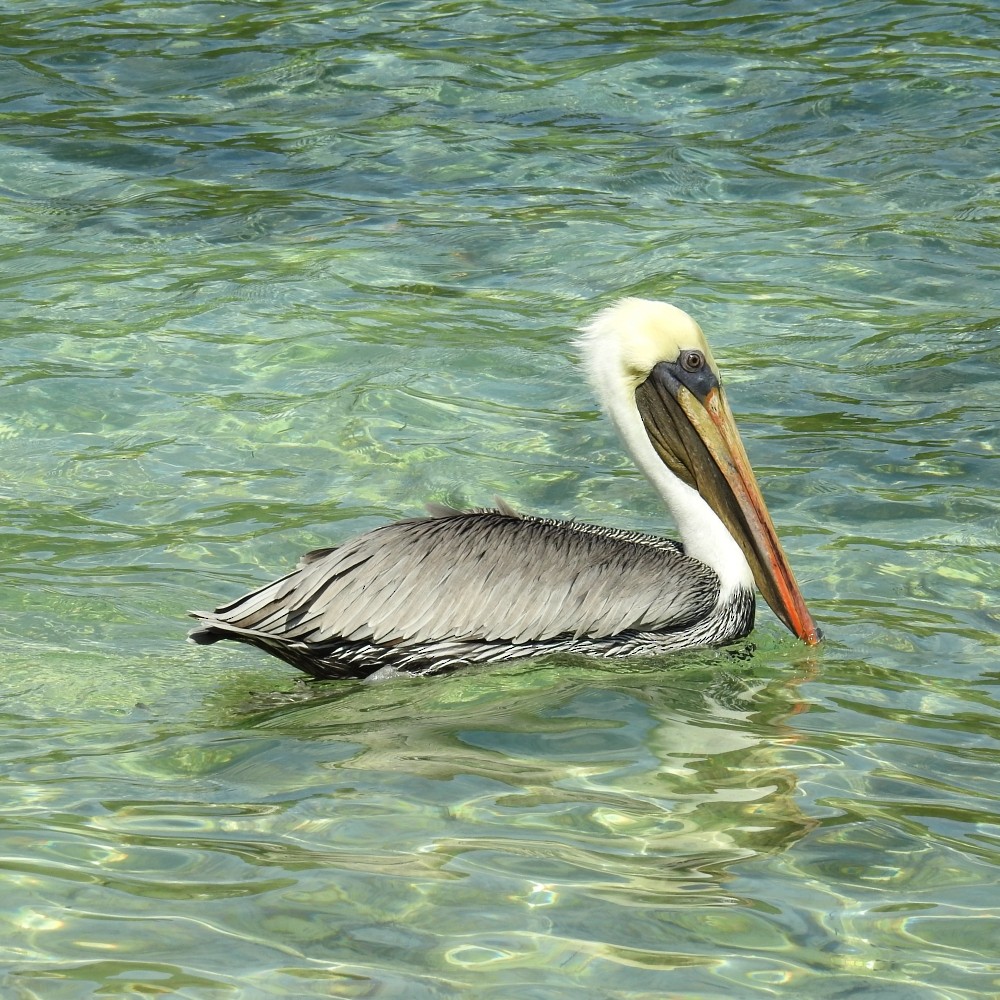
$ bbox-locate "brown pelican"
[189,298,820,679]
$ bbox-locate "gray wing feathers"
[199,510,718,648]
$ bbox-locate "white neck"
[596,375,753,602]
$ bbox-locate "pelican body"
[189,299,819,679]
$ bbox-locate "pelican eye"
[680,350,705,373]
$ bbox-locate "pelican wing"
[195,507,720,650]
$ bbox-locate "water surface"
[1,1,998,997]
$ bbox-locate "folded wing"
[191,507,720,651]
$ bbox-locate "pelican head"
[578,298,820,646]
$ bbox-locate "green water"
[2,1,998,997]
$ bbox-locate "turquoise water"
[2,0,998,996]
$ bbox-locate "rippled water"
[1,1,998,997]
